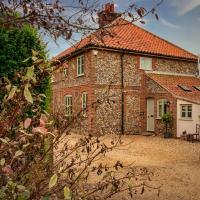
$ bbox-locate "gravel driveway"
[101,135,200,200]
[57,134,200,200]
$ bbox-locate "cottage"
[52,3,200,137]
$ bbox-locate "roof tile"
[147,73,200,104]
[56,18,197,60]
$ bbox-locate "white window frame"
[180,104,192,119]
[82,92,88,116]
[140,57,152,70]
[63,68,68,77]
[77,55,84,76]
[65,95,72,119]
[157,99,168,118]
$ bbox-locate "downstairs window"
[180,104,192,119]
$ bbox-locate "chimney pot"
[110,3,114,12]
[98,2,121,27]
[105,3,111,13]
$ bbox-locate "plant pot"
[164,132,172,138]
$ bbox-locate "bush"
[0,25,51,110]
[162,112,173,135]
[161,112,173,125]
[0,53,160,199]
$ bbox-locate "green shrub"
[0,25,51,110]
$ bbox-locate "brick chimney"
[98,3,121,27]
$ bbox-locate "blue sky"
[44,0,200,57]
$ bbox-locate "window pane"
[164,103,167,114]
[63,68,67,77]
[77,56,84,75]
[188,111,192,118]
[159,104,162,117]
[181,106,186,111]
[81,56,84,65]
[188,106,192,112]
[82,93,87,116]
[181,105,192,118]
[77,57,80,75]
[78,57,80,66]
[78,65,80,75]
[157,99,168,117]
[81,65,83,74]
[81,57,84,74]
[181,111,186,118]
[65,96,72,118]
[140,57,152,70]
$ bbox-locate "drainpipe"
[198,54,200,77]
[121,52,125,134]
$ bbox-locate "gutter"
[59,45,198,63]
[198,54,200,77]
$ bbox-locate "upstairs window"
[63,68,68,77]
[140,57,152,70]
[82,92,88,116]
[180,104,192,119]
[157,99,168,118]
[77,55,84,76]
[65,95,72,119]
[63,62,69,78]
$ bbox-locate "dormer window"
[77,55,84,76]
[193,86,200,91]
[178,84,192,92]
[140,57,152,70]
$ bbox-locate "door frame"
[146,98,155,132]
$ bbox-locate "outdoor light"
[167,100,170,107]
[92,50,98,56]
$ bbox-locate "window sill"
[179,118,193,121]
[139,68,153,71]
[77,74,85,77]
[156,117,162,120]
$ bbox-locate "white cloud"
[114,3,119,8]
[159,17,180,29]
[169,0,200,16]
[124,15,150,27]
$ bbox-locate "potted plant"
[162,112,173,138]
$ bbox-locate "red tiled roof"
[56,18,197,60]
[147,73,200,104]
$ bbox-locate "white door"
[147,98,155,132]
